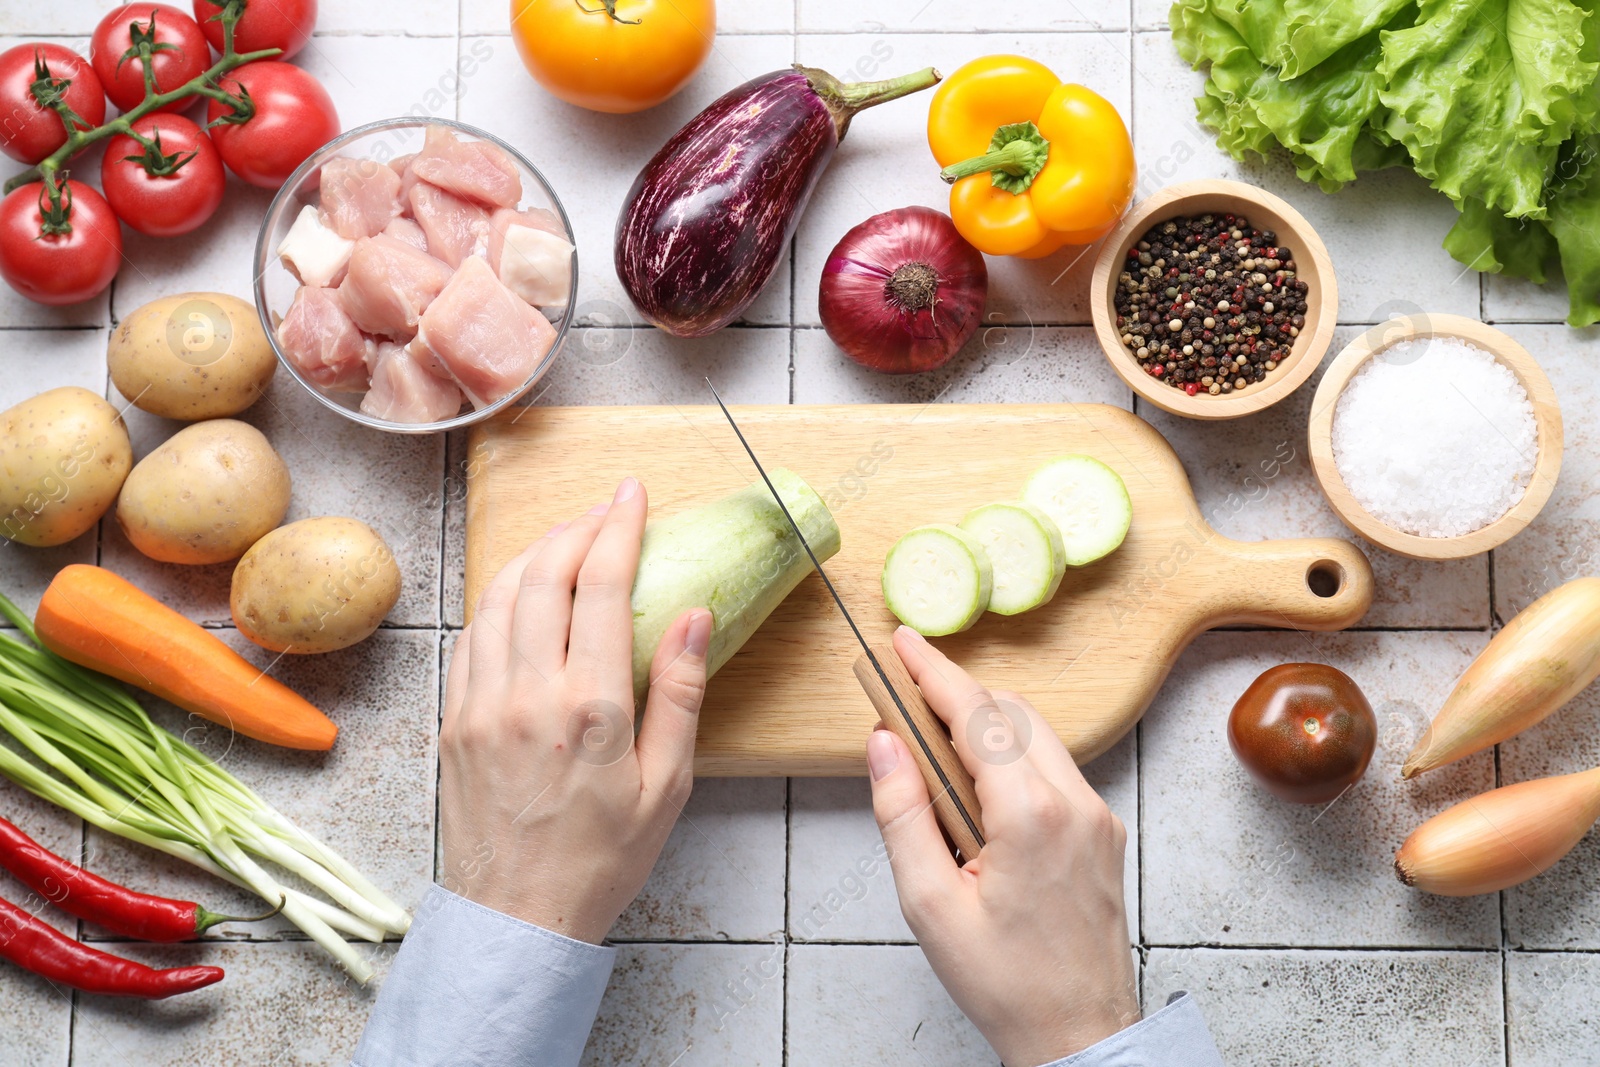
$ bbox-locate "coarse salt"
[1331,337,1537,538]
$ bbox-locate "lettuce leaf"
[1443,197,1556,283]
[1376,0,1594,219]
[1546,137,1600,324]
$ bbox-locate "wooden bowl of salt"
[1308,314,1563,561]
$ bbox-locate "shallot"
[818,206,987,374]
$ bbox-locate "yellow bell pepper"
[928,55,1136,258]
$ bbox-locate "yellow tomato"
[511,0,715,114]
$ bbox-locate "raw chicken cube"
[338,233,455,340]
[390,153,422,200]
[277,204,354,289]
[486,207,573,307]
[318,157,403,240]
[277,286,372,393]
[360,341,464,424]
[409,182,489,268]
[412,256,556,407]
[411,124,521,209]
[382,216,429,252]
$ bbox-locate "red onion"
[818,206,987,374]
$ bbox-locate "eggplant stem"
[798,65,942,141]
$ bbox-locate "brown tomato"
[1227,663,1376,804]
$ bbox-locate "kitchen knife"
[705,381,985,863]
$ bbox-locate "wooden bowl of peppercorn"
[1090,179,1337,420]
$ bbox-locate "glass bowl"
[253,117,577,434]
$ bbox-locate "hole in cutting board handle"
[1306,560,1344,599]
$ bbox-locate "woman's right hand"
[867,626,1140,1067]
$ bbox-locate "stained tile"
[792,33,1132,328]
[798,0,1128,31]
[1144,947,1503,1066]
[791,325,1133,406]
[0,962,71,1067]
[1491,324,1600,620]
[612,779,786,941]
[1506,951,1600,1063]
[1142,631,1499,948]
[70,941,395,1067]
[583,943,783,1067]
[786,944,994,1066]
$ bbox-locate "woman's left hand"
[438,477,713,944]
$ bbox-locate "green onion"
[0,591,408,982]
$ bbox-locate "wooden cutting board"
[464,403,1374,775]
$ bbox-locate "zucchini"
[881,524,994,636]
[959,502,1066,615]
[1022,455,1131,567]
[630,468,840,702]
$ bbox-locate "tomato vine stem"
[2,2,281,210]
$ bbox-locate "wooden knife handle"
[853,644,985,865]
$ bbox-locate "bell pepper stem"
[939,120,1052,195]
[799,65,942,142]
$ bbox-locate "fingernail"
[896,625,926,645]
[685,609,713,657]
[588,502,611,516]
[867,730,899,781]
[614,477,639,503]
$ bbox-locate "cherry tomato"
[90,4,211,115]
[0,44,108,164]
[205,61,338,189]
[0,181,123,306]
[511,0,714,114]
[193,0,316,61]
[1227,663,1377,804]
[101,114,224,236]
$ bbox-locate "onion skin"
[615,65,940,338]
[1402,577,1600,780]
[1395,767,1600,895]
[818,206,988,374]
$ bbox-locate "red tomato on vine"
[102,114,225,236]
[0,44,108,164]
[0,180,123,305]
[206,60,338,189]
[90,3,212,114]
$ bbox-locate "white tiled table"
[0,3,1596,1064]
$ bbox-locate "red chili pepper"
[0,816,276,941]
[0,895,223,998]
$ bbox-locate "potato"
[116,420,291,564]
[0,387,132,547]
[231,517,402,653]
[109,293,276,420]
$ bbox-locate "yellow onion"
[1395,767,1600,895]
[1402,577,1600,779]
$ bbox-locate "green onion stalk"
[0,592,408,983]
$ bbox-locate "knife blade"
[705,381,985,862]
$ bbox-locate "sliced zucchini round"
[881,523,993,636]
[959,502,1066,615]
[1022,455,1132,567]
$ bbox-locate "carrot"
[33,565,337,751]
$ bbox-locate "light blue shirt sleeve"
[1041,992,1225,1066]
[353,885,615,1067]
[355,886,1221,1067]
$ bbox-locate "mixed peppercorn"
[1114,212,1308,395]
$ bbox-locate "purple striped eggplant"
[615,65,941,338]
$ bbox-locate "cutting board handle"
[1201,536,1374,631]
